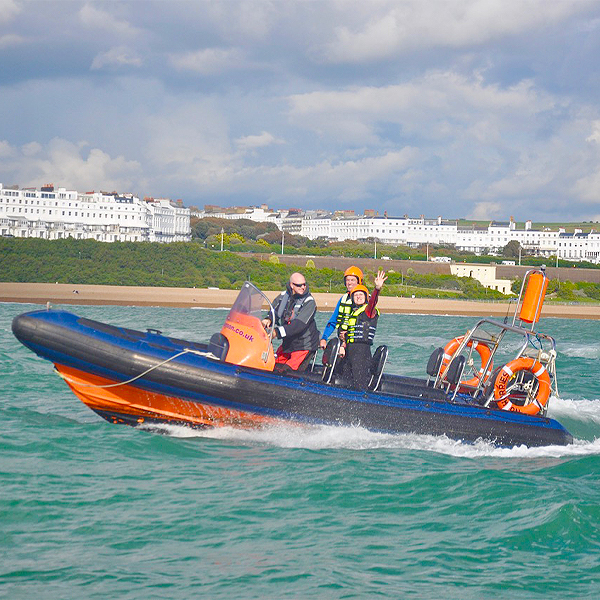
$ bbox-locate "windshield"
[226,282,274,327]
[220,282,275,370]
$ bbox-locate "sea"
[2,301,600,599]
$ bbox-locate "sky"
[2,0,600,222]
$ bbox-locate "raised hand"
[374,269,388,290]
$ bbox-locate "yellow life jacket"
[335,292,354,328]
[343,304,379,345]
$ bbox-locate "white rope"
[55,347,212,389]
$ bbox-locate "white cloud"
[0,138,142,192]
[79,3,140,38]
[573,175,600,203]
[217,148,421,203]
[91,46,142,70]
[21,141,42,156]
[320,0,595,63]
[0,0,19,24]
[169,48,245,75]
[467,201,503,220]
[143,101,235,187]
[586,121,600,144]
[0,33,24,48]
[235,131,284,151]
[287,71,553,147]
[0,140,15,158]
[207,1,276,41]
[571,165,600,203]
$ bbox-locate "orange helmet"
[343,266,363,283]
[351,284,369,299]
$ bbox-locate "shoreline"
[2,282,599,319]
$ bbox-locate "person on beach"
[319,266,364,351]
[337,269,387,391]
[262,272,320,372]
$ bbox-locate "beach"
[1,282,599,319]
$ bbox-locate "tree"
[503,240,521,258]
[256,238,271,249]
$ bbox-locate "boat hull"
[12,310,574,447]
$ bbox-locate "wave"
[549,395,600,422]
[141,418,600,459]
[558,343,600,360]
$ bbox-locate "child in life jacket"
[319,265,364,350]
[338,269,387,390]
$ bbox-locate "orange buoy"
[519,272,548,324]
[441,336,493,387]
[493,357,551,415]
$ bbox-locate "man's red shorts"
[275,348,310,370]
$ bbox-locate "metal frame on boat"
[428,268,556,417]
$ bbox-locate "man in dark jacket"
[262,272,320,372]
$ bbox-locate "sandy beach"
[2,282,599,319]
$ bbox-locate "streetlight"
[281,230,285,255]
[374,238,377,259]
[220,227,224,252]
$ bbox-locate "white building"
[0,184,190,242]
[199,205,280,225]
[450,264,513,295]
[297,214,600,263]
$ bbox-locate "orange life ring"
[441,336,493,387]
[493,357,551,415]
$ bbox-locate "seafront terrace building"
[0,184,191,242]
[202,205,280,225]
[195,203,600,264]
[298,214,600,263]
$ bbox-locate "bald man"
[262,272,320,372]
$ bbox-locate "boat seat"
[426,347,444,386]
[368,345,388,391]
[207,333,229,361]
[322,338,341,383]
[445,354,466,386]
[444,354,466,401]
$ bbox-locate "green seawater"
[2,302,600,599]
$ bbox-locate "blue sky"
[2,0,600,221]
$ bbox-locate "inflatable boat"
[12,270,573,448]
